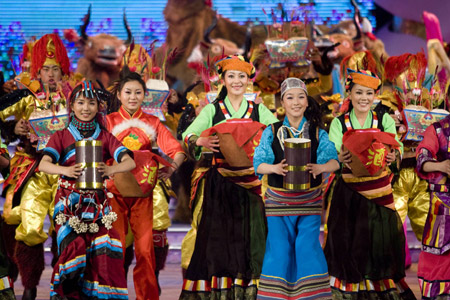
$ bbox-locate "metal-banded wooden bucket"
[76,140,103,190]
[283,137,311,191]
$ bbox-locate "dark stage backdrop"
[0,0,375,80]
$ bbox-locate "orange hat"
[31,34,70,78]
[346,69,381,91]
[215,55,255,78]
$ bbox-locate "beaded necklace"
[70,116,97,131]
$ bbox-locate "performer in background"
[0,33,70,300]
[254,77,339,300]
[0,126,15,300]
[39,80,135,299]
[324,69,416,299]
[416,113,450,299]
[180,55,278,299]
[107,67,185,300]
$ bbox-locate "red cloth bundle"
[201,119,266,167]
[109,150,172,197]
[343,129,400,176]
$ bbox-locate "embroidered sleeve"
[317,129,339,165]
[43,131,63,163]
[416,125,439,180]
[181,104,216,160]
[181,104,215,141]
[253,125,275,179]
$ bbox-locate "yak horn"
[123,8,133,45]
[80,4,91,41]
[204,13,218,44]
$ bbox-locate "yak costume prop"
[162,0,267,90]
[76,6,132,88]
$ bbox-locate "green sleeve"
[328,117,343,153]
[258,103,279,126]
[0,130,5,149]
[181,104,216,160]
[181,104,216,141]
[382,113,404,154]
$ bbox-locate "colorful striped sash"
[429,183,450,193]
[265,188,323,216]
[341,169,395,210]
[422,193,450,254]
[264,173,333,216]
[217,165,261,195]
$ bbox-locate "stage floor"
[12,262,422,300]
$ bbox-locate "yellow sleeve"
[306,73,333,96]
[0,95,36,121]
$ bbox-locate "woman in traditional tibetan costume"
[179,55,278,299]
[39,81,135,299]
[416,114,450,299]
[324,69,416,299]
[254,78,339,300]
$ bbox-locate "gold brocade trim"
[287,165,307,171]
[75,140,103,147]
[79,162,101,168]
[341,170,390,183]
[283,182,310,190]
[76,182,103,189]
[234,179,261,190]
[192,167,210,182]
[217,167,256,177]
[285,141,310,149]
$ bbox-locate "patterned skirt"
[418,191,450,299]
[418,250,450,299]
[50,180,128,300]
[179,166,266,300]
[324,177,416,300]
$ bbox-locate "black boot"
[155,270,161,296]
[50,231,59,268]
[123,245,134,278]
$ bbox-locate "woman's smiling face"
[118,80,145,115]
[71,95,98,122]
[350,83,376,114]
[281,88,308,120]
[223,70,249,98]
